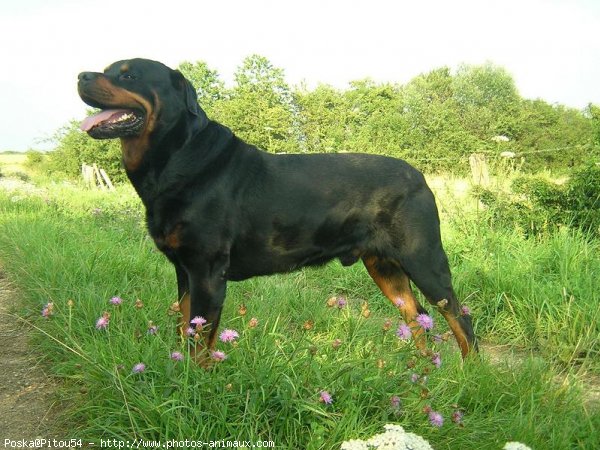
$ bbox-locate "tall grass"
[431,175,600,371]
[0,183,598,449]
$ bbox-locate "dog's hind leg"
[385,187,477,357]
[362,255,429,353]
[398,242,478,358]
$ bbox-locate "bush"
[25,150,44,166]
[23,150,52,175]
[12,171,31,183]
[47,121,126,183]
[564,163,600,232]
[474,163,600,236]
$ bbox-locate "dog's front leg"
[171,260,192,337]
[185,255,229,365]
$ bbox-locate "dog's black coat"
[78,58,477,356]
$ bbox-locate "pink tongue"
[80,109,130,132]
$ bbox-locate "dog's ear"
[171,70,209,128]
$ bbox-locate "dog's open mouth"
[80,109,145,139]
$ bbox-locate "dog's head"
[78,58,207,141]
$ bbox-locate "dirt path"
[0,267,63,443]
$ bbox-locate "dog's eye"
[120,73,137,81]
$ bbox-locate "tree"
[587,103,600,146]
[48,57,597,182]
[517,99,594,170]
[452,63,522,142]
[177,60,225,116]
[343,79,405,156]
[294,84,349,153]
[398,68,477,170]
[218,55,299,153]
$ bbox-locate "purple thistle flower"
[429,410,444,427]
[396,323,412,340]
[416,314,434,330]
[185,326,195,337]
[191,316,207,328]
[410,373,420,383]
[431,352,442,368]
[390,395,401,409]
[95,315,109,330]
[393,297,405,307]
[461,305,471,316]
[319,390,333,405]
[336,297,347,309]
[147,325,158,335]
[132,362,146,373]
[170,351,184,362]
[219,329,239,343]
[109,296,123,306]
[41,302,53,318]
[211,350,227,361]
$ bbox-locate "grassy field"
[0,175,598,449]
[0,152,27,175]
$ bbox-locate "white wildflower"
[503,443,533,450]
[340,440,368,450]
[340,424,433,450]
[491,135,510,143]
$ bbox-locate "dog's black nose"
[78,72,96,82]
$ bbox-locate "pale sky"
[1,0,599,151]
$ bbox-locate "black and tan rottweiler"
[78,58,477,361]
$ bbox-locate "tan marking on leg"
[178,292,191,337]
[165,224,183,249]
[190,325,221,369]
[177,293,210,366]
[363,256,427,353]
[440,309,471,357]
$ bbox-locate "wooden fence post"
[82,164,94,188]
[81,163,115,191]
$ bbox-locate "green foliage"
[475,163,600,236]
[295,83,350,153]
[517,100,594,170]
[215,55,300,153]
[0,184,598,448]
[397,68,479,170]
[48,120,126,183]
[24,150,45,168]
[177,60,225,117]
[563,164,600,232]
[587,103,600,146]
[452,62,522,141]
[343,79,405,156]
[49,56,596,182]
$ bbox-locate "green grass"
[0,181,598,449]
[0,152,27,175]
